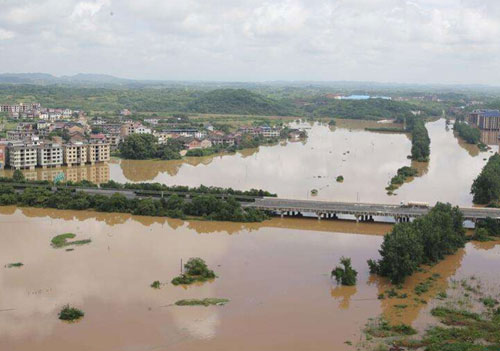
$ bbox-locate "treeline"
[408,118,430,162]
[119,134,184,160]
[368,203,465,284]
[453,120,480,144]
[305,98,416,120]
[471,154,500,205]
[100,181,277,198]
[0,185,268,222]
[386,166,418,193]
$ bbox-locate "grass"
[481,297,499,308]
[6,262,23,268]
[150,280,161,289]
[365,318,417,338]
[58,305,84,321]
[51,233,91,248]
[175,298,229,307]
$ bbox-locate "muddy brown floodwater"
[1,207,500,351]
[1,118,500,350]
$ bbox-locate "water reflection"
[0,163,110,185]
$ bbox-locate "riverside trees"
[471,154,500,205]
[368,203,465,284]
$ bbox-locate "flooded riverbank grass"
[51,233,91,248]
[175,298,229,307]
[360,276,500,351]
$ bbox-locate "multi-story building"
[64,142,88,167]
[37,143,63,168]
[7,142,38,170]
[87,141,110,164]
[468,110,500,130]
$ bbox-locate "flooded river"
[1,207,499,351]
[1,119,500,350]
[1,118,496,206]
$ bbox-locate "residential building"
[120,122,152,137]
[468,110,500,130]
[87,141,110,164]
[64,142,88,167]
[37,143,63,168]
[7,142,38,170]
[183,138,212,150]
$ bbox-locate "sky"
[1,0,500,84]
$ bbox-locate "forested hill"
[0,83,438,119]
[187,89,295,116]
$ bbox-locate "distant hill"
[187,89,296,116]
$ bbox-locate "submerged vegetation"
[361,276,500,351]
[171,257,217,286]
[58,305,84,321]
[5,262,23,268]
[368,203,465,284]
[0,183,269,223]
[471,154,500,205]
[51,233,91,248]
[454,119,481,144]
[408,118,430,162]
[331,256,358,286]
[175,298,229,306]
[150,280,161,289]
[385,166,418,194]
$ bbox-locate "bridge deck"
[244,198,500,221]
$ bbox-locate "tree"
[119,134,158,159]
[12,170,25,182]
[331,257,358,286]
[376,223,424,284]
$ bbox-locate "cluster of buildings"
[1,103,75,120]
[0,140,110,170]
[0,103,111,170]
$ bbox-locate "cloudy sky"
[1,0,500,84]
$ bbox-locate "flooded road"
[1,207,499,351]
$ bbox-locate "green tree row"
[368,203,465,284]
[0,185,268,222]
[471,154,500,205]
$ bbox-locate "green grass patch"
[365,318,417,338]
[51,233,91,248]
[175,298,229,306]
[481,297,499,308]
[58,305,84,321]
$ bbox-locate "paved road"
[245,198,500,220]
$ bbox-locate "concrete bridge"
[243,197,500,223]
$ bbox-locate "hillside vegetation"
[0,84,436,119]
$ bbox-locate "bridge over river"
[243,198,500,223]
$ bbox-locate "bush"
[171,257,216,285]
[58,305,84,321]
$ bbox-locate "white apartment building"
[37,143,63,168]
[7,142,38,170]
[64,142,88,167]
